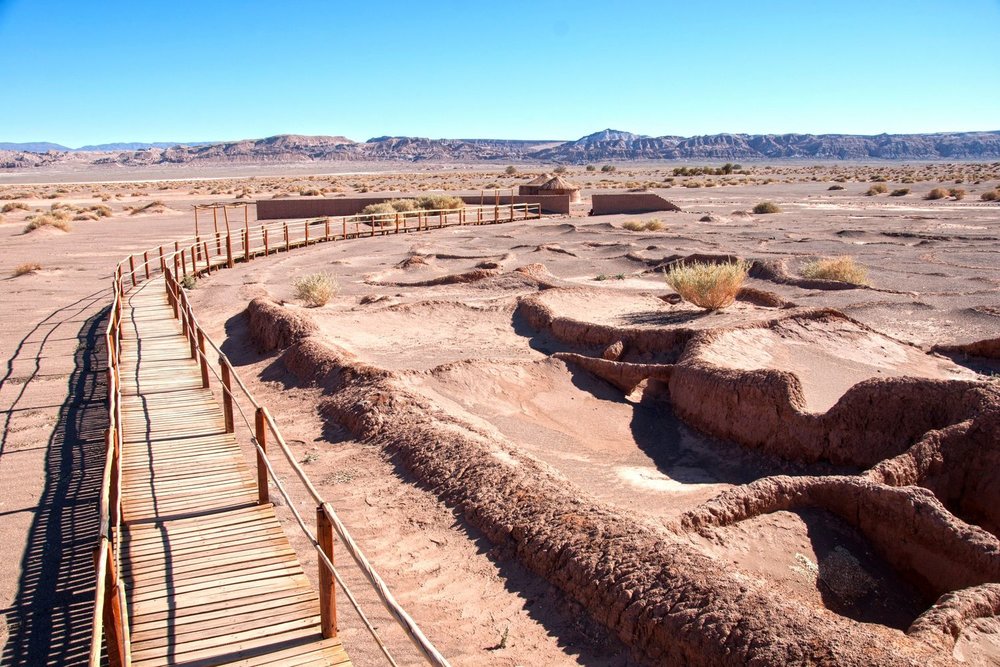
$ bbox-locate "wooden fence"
[91,203,540,666]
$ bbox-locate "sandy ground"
[0,164,998,665]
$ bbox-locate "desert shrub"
[299,188,322,196]
[293,272,338,307]
[981,190,999,201]
[889,188,910,197]
[553,165,567,174]
[505,166,517,175]
[827,184,845,191]
[865,184,888,196]
[601,164,616,172]
[801,256,868,285]
[88,204,113,217]
[23,211,72,233]
[949,187,966,200]
[664,260,751,311]
[384,198,420,213]
[752,201,781,214]
[585,165,596,171]
[925,187,949,200]
[130,200,167,215]
[180,274,197,290]
[622,218,665,232]
[359,202,397,226]
[1,202,29,213]
[415,194,463,211]
[73,213,100,221]
[12,262,42,277]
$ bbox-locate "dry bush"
[23,210,72,233]
[88,204,113,217]
[865,184,888,196]
[130,200,167,215]
[415,194,463,211]
[752,201,781,214]
[293,273,338,307]
[622,218,665,232]
[299,188,322,196]
[889,188,910,197]
[664,260,750,311]
[949,187,966,200]
[1,202,29,214]
[981,190,999,201]
[827,184,845,191]
[925,187,949,200]
[12,262,42,277]
[359,202,397,226]
[801,256,869,285]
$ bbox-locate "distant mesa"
[3,128,1000,168]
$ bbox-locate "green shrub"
[293,272,338,307]
[889,188,910,197]
[752,201,781,214]
[359,202,397,226]
[801,256,868,285]
[665,260,751,310]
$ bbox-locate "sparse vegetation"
[504,166,517,175]
[925,187,949,200]
[949,187,966,200]
[622,218,665,232]
[585,165,596,171]
[1,202,29,214]
[553,165,567,174]
[359,202,398,226]
[827,184,845,191]
[129,200,167,215]
[664,260,751,311]
[601,164,616,172]
[23,210,72,233]
[180,274,197,290]
[981,189,999,201]
[889,188,910,197]
[801,256,869,285]
[865,184,888,196]
[752,201,781,214]
[293,272,338,307]
[415,194,464,211]
[12,262,42,277]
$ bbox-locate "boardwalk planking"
[117,279,350,666]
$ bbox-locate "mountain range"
[3,129,1000,169]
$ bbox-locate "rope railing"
[91,202,541,666]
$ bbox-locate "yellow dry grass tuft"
[293,272,338,307]
[12,262,42,277]
[664,260,751,310]
[622,218,666,232]
[23,210,72,233]
[801,256,869,285]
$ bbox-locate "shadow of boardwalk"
[2,307,108,666]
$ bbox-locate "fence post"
[325,217,331,241]
[197,330,209,388]
[255,408,269,505]
[186,305,197,359]
[284,223,290,252]
[244,219,250,261]
[142,251,150,280]
[225,233,234,269]
[220,358,234,433]
[158,246,165,274]
[128,256,136,286]
[305,220,310,246]
[190,246,196,275]
[342,219,346,239]
[263,227,270,255]
[317,506,337,638]
[202,241,210,272]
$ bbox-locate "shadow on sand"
[2,307,108,666]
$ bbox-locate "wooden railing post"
[284,223,290,252]
[254,408,269,505]
[128,256,137,286]
[220,358,234,433]
[317,506,337,638]
[263,228,270,256]
[202,241,210,272]
[244,220,250,261]
[325,217,331,241]
[142,251,150,280]
[197,329,209,388]
[159,246,165,274]
[102,544,127,667]
[304,220,310,246]
[186,305,197,359]
[225,233,234,269]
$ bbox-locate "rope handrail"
[90,200,540,666]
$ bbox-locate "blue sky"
[1,0,998,146]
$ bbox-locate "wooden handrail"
[91,201,541,666]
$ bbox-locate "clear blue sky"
[1,0,998,146]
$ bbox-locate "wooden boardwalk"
[117,278,351,666]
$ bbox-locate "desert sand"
[1,164,998,665]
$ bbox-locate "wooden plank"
[116,278,351,666]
